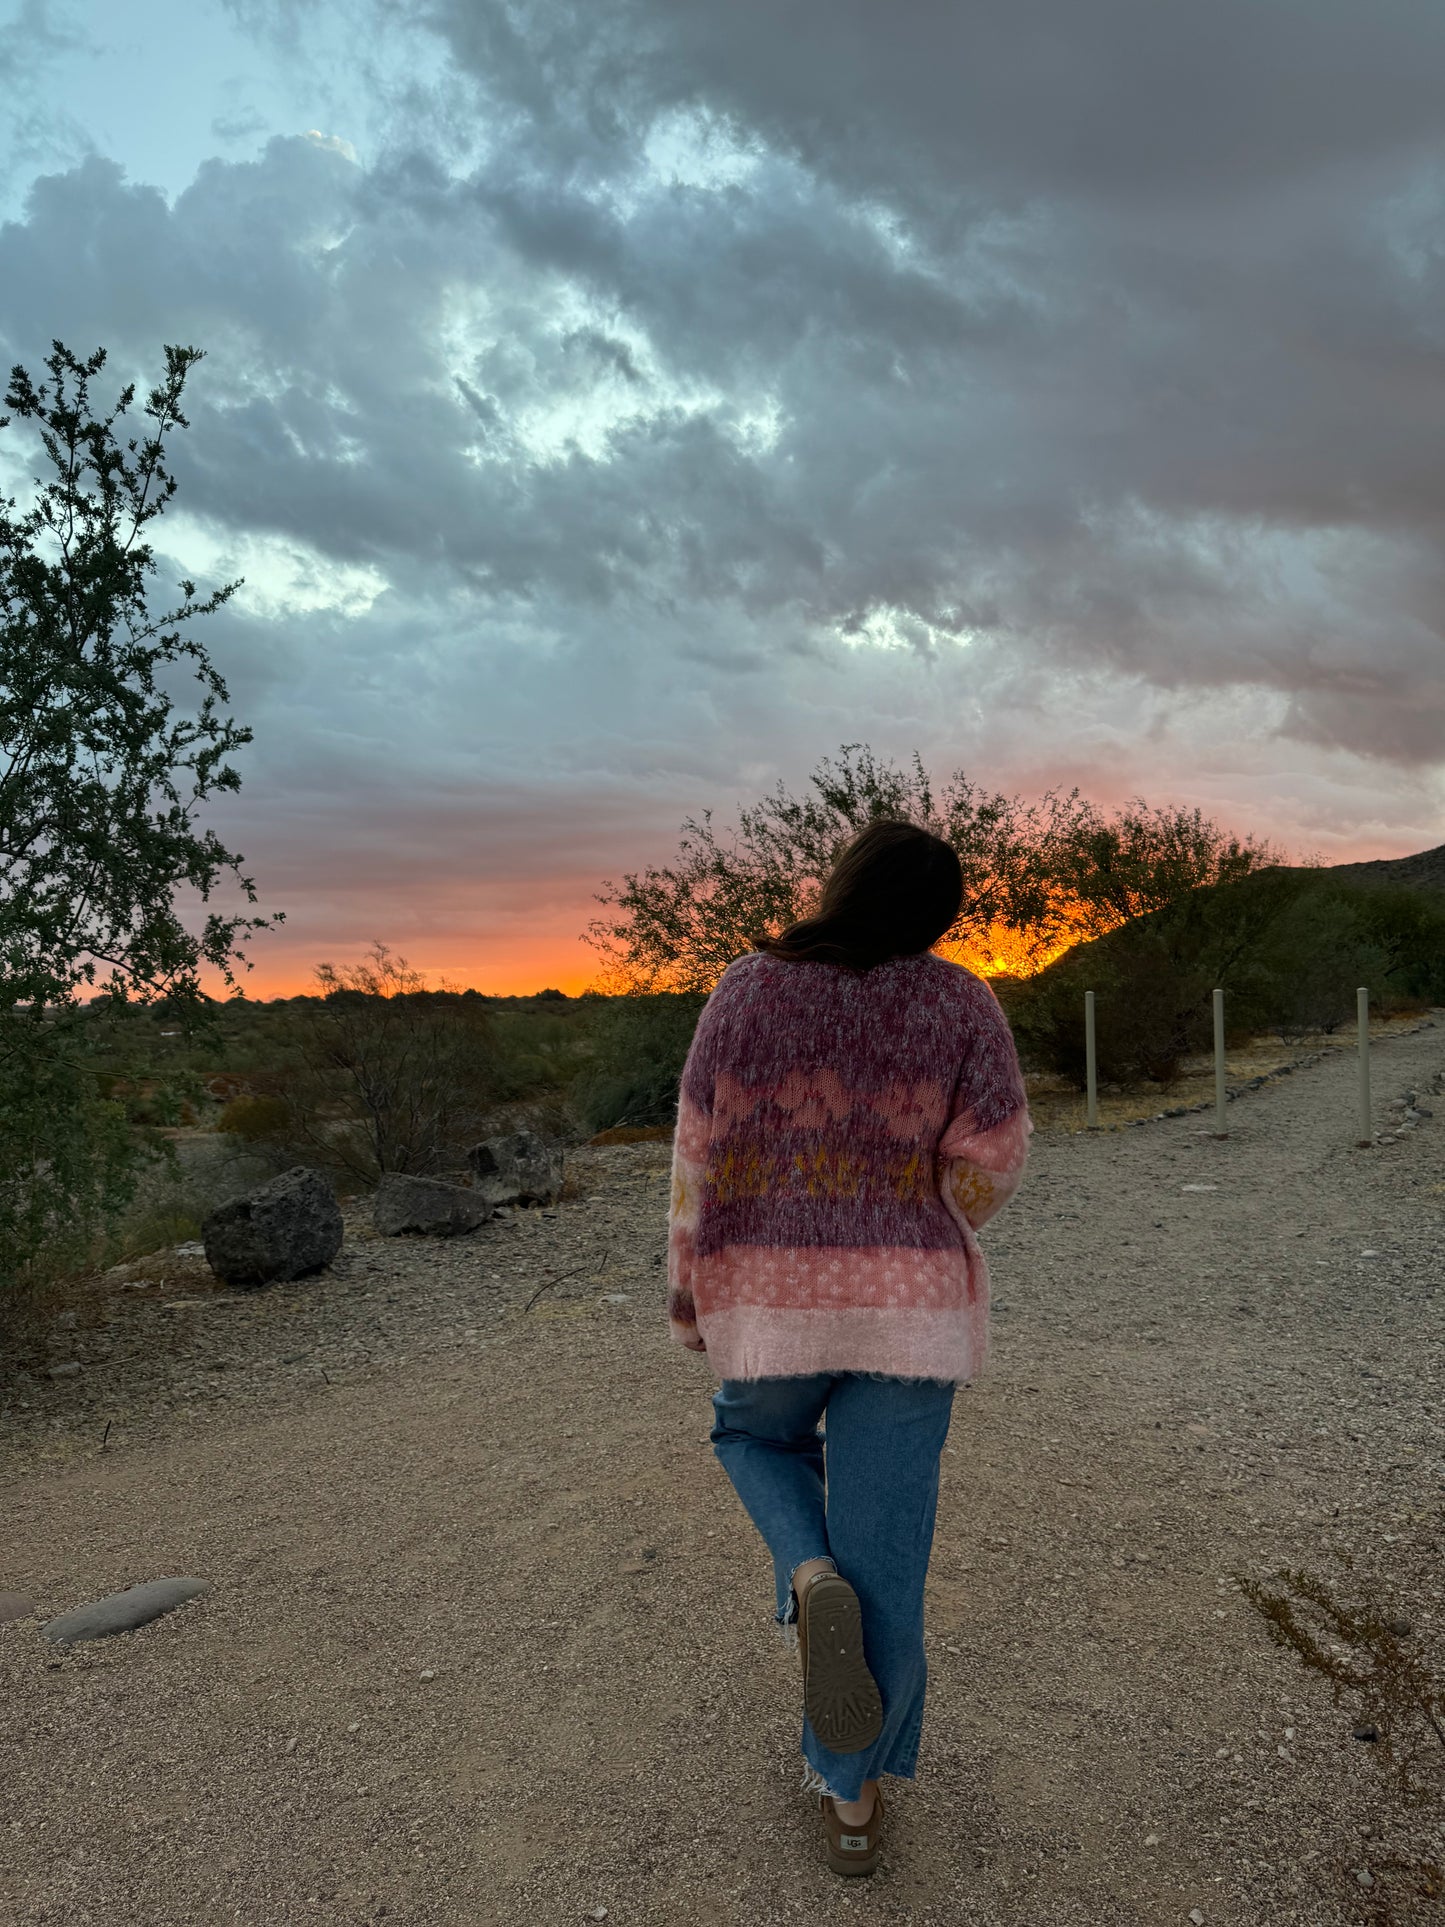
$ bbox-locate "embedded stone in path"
[0,1592,35,1623]
[372,1172,490,1238]
[467,1130,563,1208]
[41,1578,210,1645]
[202,1166,343,1288]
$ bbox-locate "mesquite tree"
[0,341,280,1288]
[585,743,1279,993]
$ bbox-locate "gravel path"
[2,1021,1443,1925]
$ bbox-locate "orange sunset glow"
[215,899,1101,1002]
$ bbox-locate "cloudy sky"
[4,0,1443,993]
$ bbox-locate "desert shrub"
[217,1093,290,1140]
[95,1207,203,1266]
[0,1011,142,1296]
[488,1008,593,1106]
[1011,871,1445,1086]
[258,943,504,1184]
[1009,933,1213,1087]
[569,991,705,1134]
[1234,889,1384,1038]
[1349,884,1445,1005]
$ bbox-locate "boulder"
[372,1173,490,1237]
[466,1130,563,1207]
[201,1166,342,1288]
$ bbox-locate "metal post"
[1085,989,1098,1128]
[1357,985,1372,1147]
[1213,986,1227,1137]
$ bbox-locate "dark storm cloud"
[1,0,1442,988]
[409,0,1445,761]
[427,0,1445,211]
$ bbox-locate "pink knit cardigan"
[666,948,1031,1383]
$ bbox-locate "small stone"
[41,1577,210,1644]
[418,1668,436,1681]
[1181,1184,1218,1193]
[1354,1870,1374,1889]
[47,1362,81,1378]
[1190,1911,1206,1925]
[0,1592,36,1623]
[589,1910,609,1922]
[1386,1617,1412,1637]
[284,1737,298,1755]
[347,1721,361,1733]
[1145,1833,1160,1847]
[1352,1722,1379,1742]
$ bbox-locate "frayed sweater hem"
[694,1304,988,1386]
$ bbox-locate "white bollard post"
[1085,989,1098,1129]
[1213,987,1227,1138]
[1357,985,1372,1147]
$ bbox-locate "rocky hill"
[1321,840,1445,893]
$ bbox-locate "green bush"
[487,1008,593,1105]
[217,1093,290,1140]
[1009,933,1214,1087]
[569,991,705,1134]
[97,1207,203,1266]
[1010,872,1445,1088]
[0,1012,142,1295]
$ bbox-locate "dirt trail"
[3,1023,1444,1926]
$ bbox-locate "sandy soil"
[2,1022,1444,1926]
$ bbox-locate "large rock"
[201,1166,342,1288]
[372,1172,490,1237]
[466,1130,563,1208]
[42,1578,210,1645]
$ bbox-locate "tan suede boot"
[820,1787,884,1877]
[795,1568,883,1754]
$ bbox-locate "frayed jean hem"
[773,1553,836,1652]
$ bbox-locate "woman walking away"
[666,818,1031,1878]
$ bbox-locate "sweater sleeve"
[937,979,1032,1235]
[665,970,732,1351]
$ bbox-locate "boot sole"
[801,1575,883,1755]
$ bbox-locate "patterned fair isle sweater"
[667,948,1032,1383]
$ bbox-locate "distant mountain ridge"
[1318,842,1445,893]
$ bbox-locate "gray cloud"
[2,0,1443,983]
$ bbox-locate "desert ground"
[2,1022,1443,1926]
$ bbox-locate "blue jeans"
[710,1372,956,1803]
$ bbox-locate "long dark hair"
[754,818,964,970]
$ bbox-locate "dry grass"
[586,1124,674,1146]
